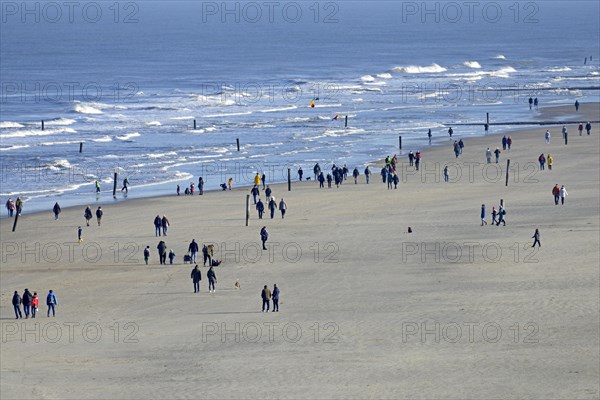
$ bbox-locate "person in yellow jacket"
[547,154,553,170]
[254,173,261,187]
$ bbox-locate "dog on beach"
[234,279,240,290]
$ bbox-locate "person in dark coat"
[188,239,199,263]
[96,207,103,226]
[157,240,167,264]
[318,173,325,188]
[268,197,278,219]
[532,229,541,248]
[12,290,22,319]
[256,199,265,219]
[265,186,272,200]
[272,284,280,312]
[251,186,260,204]
[154,215,162,236]
[84,206,93,226]
[161,215,170,236]
[364,166,371,184]
[22,288,33,318]
[198,177,204,195]
[260,226,268,250]
[352,168,359,184]
[298,167,303,181]
[190,265,202,293]
[207,266,217,293]
[53,202,61,220]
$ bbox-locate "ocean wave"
[204,111,252,118]
[42,159,73,172]
[146,151,178,159]
[376,73,393,79]
[40,140,81,146]
[0,144,30,151]
[258,105,298,113]
[115,132,141,141]
[364,81,387,86]
[170,116,195,120]
[92,136,113,142]
[0,121,25,129]
[464,61,482,69]
[145,121,162,126]
[490,66,517,78]
[73,104,103,114]
[0,127,76,139]
[546,67,572,72]
[44,117,76,126]
[392,63,447,73]
[196,95,236,106]
[493,55,506,60]
[360,75,376,82]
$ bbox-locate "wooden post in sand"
[344,115,348,128]
[113,172,118,197]
[41,120,44,131]
[245,195,250,226]
[486,113,489,125]
[288,168,291,191]
[505,159,510,187]
[236,138,240,152]
[399,136,402,150]
[12,212,19,232]
[79,142,83,153]
[193,119,197,130]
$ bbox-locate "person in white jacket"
[560,186,568,205]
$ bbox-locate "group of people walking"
[12,289,57,318]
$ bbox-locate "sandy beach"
[1,103,599,399]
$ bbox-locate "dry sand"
[1,103,599,399]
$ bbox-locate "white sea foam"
[376,73,393,79]
[92,136,113,142]
[40,140,81,146]
[44,118,76,126]
[0,127,76,139]
[360,75,376,82]
[0,121,25,129]
[146,121,162,126]
[204,111,252,118]
[196,95,236,106]
[258,105,298,113]
[74,104,103,114]
[115,132,141,141]
[493,55,506,60]
[146,151,178,159]
[392,63,447,73]
[464,61,482,69]
[0,144,30,151]
[490,66,517,78]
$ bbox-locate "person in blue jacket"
[46,290,58,317]
[272,284,280,312]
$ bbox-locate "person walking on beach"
[268,197,278,219]
[84,206,93,226]
[545,130,550,144]
[313,163,321,180]
[96,206,103,226]
[532,229,541,248]
[188,239,199,263]
[534,98,538,108]
[552,184,560,205]
[207,266,217,293]
[486,148,492,164]
[415,151,421,171]
[297,167,303,181]
[481,204,487,226]
[484,123,489,135]
[161,215,170,236]
[575,100,579,111]
[585,122,592,135]
[562,126,568,145]
[507,136,512,150]
[121,177,129,193]
[6,198,14,217]
[256,198,264,219]
[260,226,268,250]
[353,167,359,184]
[78,226,83,242]
[453,141,460,158]
[387,169,393,190]
[443,165,449,182]
[22,288,32,318]
[190,183,195,195]
[177,185,181,196]
[251,186,259,204]
[272,284,280,312]
[154,215,162,236]
[261,285,272,312]
[53,202,61,220]
[279,198,287,218]
[496,206,506,226]
[254,173,261,188]
[547,154,553,170]
[15,197,22,215]
[46,290,57,317]
[428,129,432,143]
[168,249,176,265]
[265,186,272,201]
[261,173,266,190]
[560,185,568,205]
[318,172,325,188]
[198,177,204,195]
[393,173,399,189]
[95,180,101,193]
[491,207,497,225]
[494,148,501,163]
[578,123,584,136]
[502,136,507,150]
[227,178,233,190]
[31,292,39,318]
[408,151,414,166]
[538,154,546,170]
[528,97,533,110]
[157,240,167,264]
[12,291,22,319]
[144,246,150,264]
[458,139,464,155]
[191,265,201,293]
[448,127,453,138]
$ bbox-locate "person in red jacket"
[31,292,39,318]
[552,184,560,205]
